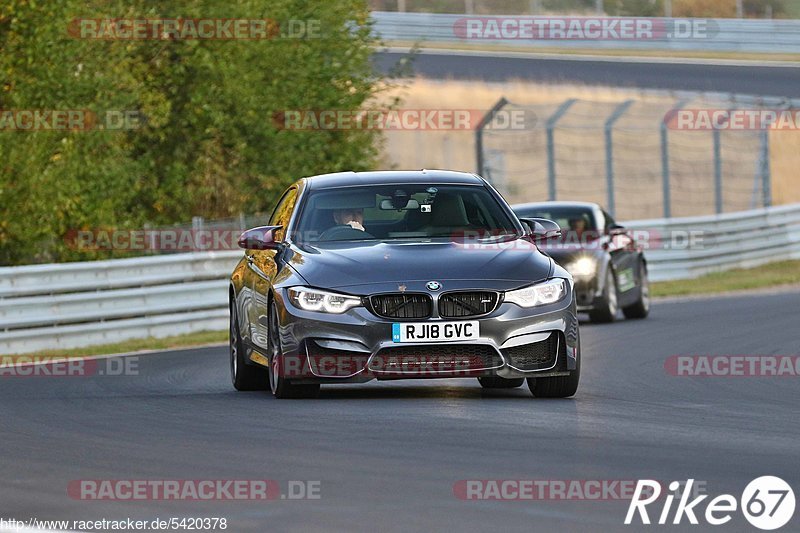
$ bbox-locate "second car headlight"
[288,287,362,314]
[567,257,597,278]
[505,279,567,308]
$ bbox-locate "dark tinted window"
[295,184,517,242]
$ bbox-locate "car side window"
[269,187,298,242]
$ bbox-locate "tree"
[0,0,383,264]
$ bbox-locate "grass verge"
[9,330,227,360]
[652,260,800,297]
[385,41,800,63]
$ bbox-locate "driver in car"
[333,208,365,232]
[568,218,587,241]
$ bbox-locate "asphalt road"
[374,50,800,98]
[2,289,798,533]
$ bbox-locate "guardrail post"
[475,97,509,181]
[661,100,688,218]
[604,100,634,217]
[546,99,577,201]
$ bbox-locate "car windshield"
[516,206,598,240]
[517,206,597,232]
[294,184,518,242]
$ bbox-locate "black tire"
[622,261,650,320]
[589,267,618,323]
[268,301,320,399]
[527,335,580,398]
[477,376,525,389]
[230,302,268,391]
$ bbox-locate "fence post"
[604,100,634,217]
[713,103,740,214]
[192,216,203,253]
[475,97,509,181]
[143,222,154,255]
[661,100,688,218]
[760,130,772,208]
[713,128,723,214]
[546,99,577,201]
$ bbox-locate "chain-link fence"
[477,93,797,220]
[98,90,799,257]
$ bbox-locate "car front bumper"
[272,283,580,383]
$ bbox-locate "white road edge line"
[5,341,227,365]
[654,283,800,303]
[383,45,800,68]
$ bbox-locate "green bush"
[0,0,383,265]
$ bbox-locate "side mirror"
[519,217,561,240]
[608,223,626,235]
[238,225,283,250]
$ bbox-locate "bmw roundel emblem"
[426,281,442,292]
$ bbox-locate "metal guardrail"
[372,12,800,54]
[627,203,800,281]
[0,252,241,355]
[1,203,798,354]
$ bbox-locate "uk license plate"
[392,321,480,343]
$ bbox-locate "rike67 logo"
[626,477,795,530]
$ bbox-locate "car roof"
[512,200,601,211]
[303,170,484,189]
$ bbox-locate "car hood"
[288,239,553,293]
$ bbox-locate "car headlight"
[505,279,567,308]
[288,287,362,314]
[567,257,597,278]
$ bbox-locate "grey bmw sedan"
[229,170,580,398]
